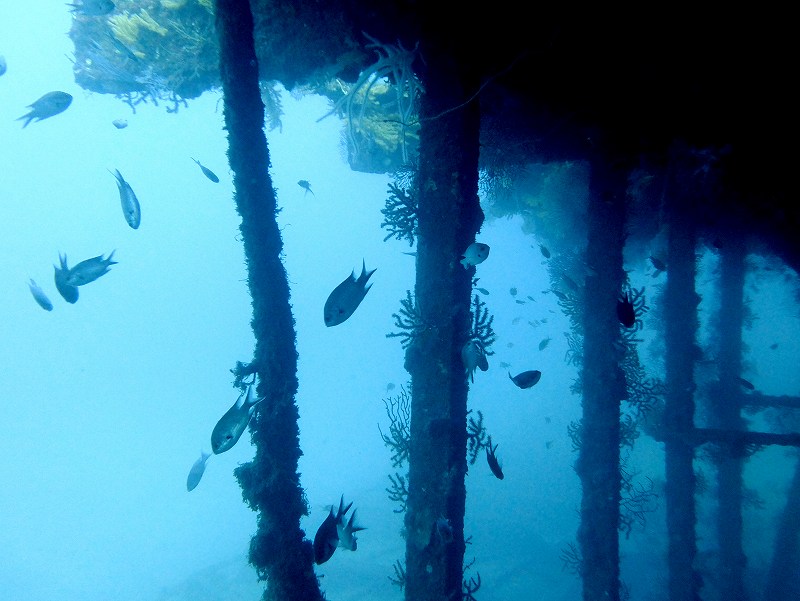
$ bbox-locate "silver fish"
[337,508,365,551]
[459,242,490,269]
[0,55,6,77]
[461,339,488,383]
[65,251,116,286]
[323,260,376,327]
[192,158,219,183]
[110,169,141,229]
[18,91,72,128]
[210,384,264,455]
[53,253,79,304]
[28,279,53,311]
[186,450,211,491]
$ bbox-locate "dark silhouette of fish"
[324,260,375,326]
[617,292,636,328]
[68,0,115,16]
[486,438,504,480]
[298,180,315,197]
[192,158,219,183]
[509,370,542,389]
[65,250,116,286]
[18,91,72,127]
[53,253,79,304]
[539,243,551,258]
[314,495,352,564]
[737,377,755,391]
[649,255,666,277]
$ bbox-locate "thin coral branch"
[386,472,409,513]
[379,385,412,467]
[387,290,428,349]
[469,294,496,355]
[381,182,417,245]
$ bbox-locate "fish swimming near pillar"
[323,260,376,326]
[314,495,354,564]
[192,158,220,183]
[210,383,264,454]
[462,339,488,383]
[486,438,504,480]
[459,242,490,269]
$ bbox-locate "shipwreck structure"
[69,2,799,600]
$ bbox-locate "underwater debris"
[380,182,417,245]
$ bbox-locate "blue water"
[1,5,798,601]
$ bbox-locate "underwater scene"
[1,3,798,601]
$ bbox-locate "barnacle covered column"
[402,37,483,601]
[576,151,630,601]
[662,146,702,601]
[214,1,323,600]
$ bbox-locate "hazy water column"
[214,1,323,599]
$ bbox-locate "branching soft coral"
[318,32,423,163]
